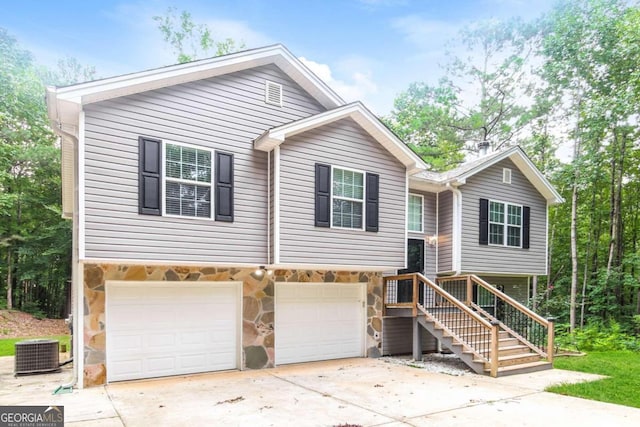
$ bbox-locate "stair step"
[486,361,553,377]
[497,353,543,367]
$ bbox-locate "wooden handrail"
[438,275,549,327]
[384,273,494,330]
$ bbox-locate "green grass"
[0,335,70,357]
[548,351,640,408]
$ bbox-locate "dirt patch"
[0,310,69,339]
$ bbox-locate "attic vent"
[15,339,60,375]
[265,81,283,106]
[503,168,512,184]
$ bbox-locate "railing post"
[466,276,473,306]
[490,320,500,378]
[547,317,555,363]
[382,278,387,317]
[412,275,418,317]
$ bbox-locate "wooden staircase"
[417,312,552,376]
[383,273,554,377]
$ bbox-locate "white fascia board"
[269,263,397,273]
[51,45,344,110]
[451,147,564,205]
[254,102,427,172]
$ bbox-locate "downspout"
[267,151,271,265]
[52,122,79,392]
[447,183,463,275]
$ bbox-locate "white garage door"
[275,283,365,365]
[106,281,239,382]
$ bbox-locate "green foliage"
[555,321,640,352]
[384,81,465,171]
[0,334,70,357]
[153,7,245,64]
[21,301,45,320]
[549,351,640,408]
[1,27,73,317]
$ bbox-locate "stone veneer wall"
[83,264,383,387]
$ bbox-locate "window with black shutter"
[480,198,529,248]
[215,152,234,222]
[138,137,162,216]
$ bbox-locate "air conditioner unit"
[14,339,60,375]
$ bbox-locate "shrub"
[21,301,46,320]
[555,320,640,352]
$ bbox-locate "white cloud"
[299,56,378,106]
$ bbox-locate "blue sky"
[2,0,556,114]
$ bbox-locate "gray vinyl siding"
[437,191,453,273]
[460,158,548,275]
[480,275,531,304]
[83,64,325,263]
[278,118,406,268]
[382,317,437,355]
[408,191,437,279]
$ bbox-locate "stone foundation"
[82,263,383,387]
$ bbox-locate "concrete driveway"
[1,356,639,426]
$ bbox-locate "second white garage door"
[275,283,365,365]
[106,281,239,382]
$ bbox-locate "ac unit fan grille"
[15,339,60,375]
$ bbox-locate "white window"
[164,142,212,218]
[408,194,423,232]
[489,200,522,247]
[332,167,364,229]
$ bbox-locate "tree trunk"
[570,179,579,332]
[6,250,12,310]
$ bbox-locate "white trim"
[545,201,550,275]
[435,192,439,273]
[269,263,397,272]
[48,45,343,110]
[487,199,523,248]
[450,186,462,274]
[267,151,271,265]
[330,165,366,231]
[407,193,424,233]
[404,172,409,269]
[254,102,426,174]
[76,260,84,389]
[162,140,214,220]
[79,258,265,268]
[78,111,85,260]
[274,146,281,264]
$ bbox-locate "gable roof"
[411,146,564,204]
[254,102,426,174]
[46,44,345,129]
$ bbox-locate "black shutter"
[366,173,379,232]
[479,198,489,245]
[138,136,162,216]
[315,163,331,227]
[522,206,530,249]
[215,152,234,222]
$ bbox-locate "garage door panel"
[107,282,239,382]
[276,283,365,365]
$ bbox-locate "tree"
[1,27,74,315]
[153,7,245,63]
[385,81,465,171]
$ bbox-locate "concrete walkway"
[1,356,639,426]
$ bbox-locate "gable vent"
[503,168,512,184]
[265,81,283,107]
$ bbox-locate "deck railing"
[383,273,500,376]
[436,275,554,361]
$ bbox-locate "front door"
[397,239,425,303]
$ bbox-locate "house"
[46,44,562,388]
